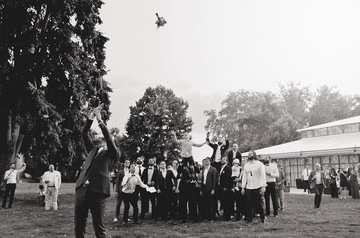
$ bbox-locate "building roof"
[297,115,360,132]
[242,131,360,159]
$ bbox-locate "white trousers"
[45,187,58,210]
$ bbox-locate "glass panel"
[313,157,321,168]
[297,158,305,165]
[343,123,359,133]
[328,126,342,135]
[314,128,328,137]
[340,155,349,165]
[322,157,330,167]
[307,130,314,138]
[330,155,339,168]
[301,131,308,138]
[349,155,359,168]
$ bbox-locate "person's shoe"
[122,221,128,225]
[261,219,265,223]
[274,215,278,218]
[113,218,118,222]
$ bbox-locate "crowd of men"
[112,134,286,226]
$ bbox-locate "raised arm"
[82,110,95,153]
[171,131,181,144]
[17,163,27,173]
[94,106,121,162]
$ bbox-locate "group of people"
[301,162,360,210]
[111,131,287,227]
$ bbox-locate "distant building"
[242,116,360,187]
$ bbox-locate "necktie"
[138,166,142,176]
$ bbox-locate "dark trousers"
[314,184,324,208]
[245,188,265,222]
[264,182,278,216]
[114,192,124,219]
[196,187,205,219]
[157,190,172,219]
[170,192,179,219]
[330,183,338,198]
[220,189,233,220]
[179,185,197,222]
[123,192,138,223]
[74,187,107,238]
[2,183,16,208]
[202,189,216,220]
[303,180,309,192]
[212,162,221,173]
[234,190,246,220]
[140,191,157,218]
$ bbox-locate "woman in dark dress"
[339,165,348,199]
[348,167,359,199]
[329,168,338,198]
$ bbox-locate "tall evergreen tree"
[0,0,111,184]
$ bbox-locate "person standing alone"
[301,165,311,193]
[42,164,61,210]
[2,161,26,209]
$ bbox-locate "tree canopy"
[0,0,112,182]
[205,82,360,152]
[123,85,193,163]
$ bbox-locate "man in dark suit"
[74,105,121,238]
[227,143,242,167]
[219,157,233,221]
[200,157,218,221]
[206,134,229,173]
[156,161,177,220]
[140,158,158,219]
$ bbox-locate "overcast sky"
[97,0,360,159]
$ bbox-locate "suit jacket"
[76,119,121,198]
[227,150,242,166]
[115,169,126,193]
[206,139,229,162]
[141,167,158,188]
[201,166,218,192]
[156,170,177,192]
[43,170,61,191]
[308,170,326,186]
[219,165,233,190]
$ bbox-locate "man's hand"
[94,104,103,121]
[241,188,245,195]
[211,189,215,196]
[260,187,266,194]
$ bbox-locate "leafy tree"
[0,0,111,185]
[279,81,312,128]
[308,85,351,126]
[124,85,193,163]
[205,90,282,152]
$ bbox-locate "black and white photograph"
[1,0,360,237]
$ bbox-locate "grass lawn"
[1,182,360,237]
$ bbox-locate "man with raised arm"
[74,105,121,238]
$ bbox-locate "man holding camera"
[42,164,61,210]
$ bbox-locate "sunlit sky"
[97,0,360,160]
